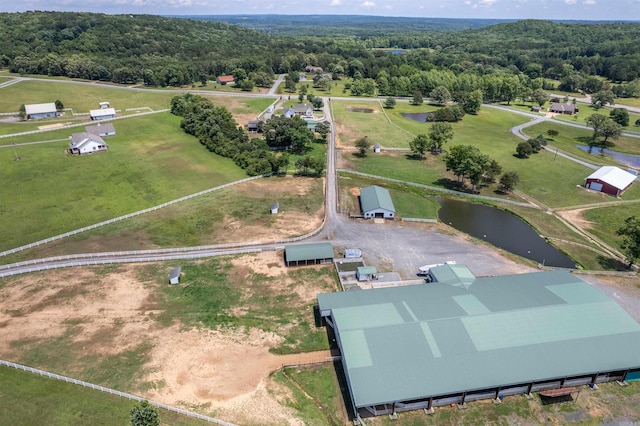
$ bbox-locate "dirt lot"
[0,252,331,425]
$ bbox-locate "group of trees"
[516,134,547,159]
[410,122,454,158]
[585,113,623,152]
[171,94,325,176]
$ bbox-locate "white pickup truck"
[418,260,456,275]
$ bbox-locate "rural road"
[0,77,638,279]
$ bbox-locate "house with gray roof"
[549,102,578,115]
[85,122,116,137]
[318,268,640,419]
[69,132,107,155]
[359,185,395,219]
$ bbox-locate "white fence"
[0,174,268,258]
[338,169,538,209]
[0,360,236,425]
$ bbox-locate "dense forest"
[1,12,640,97]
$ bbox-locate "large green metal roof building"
[317,268,640,418]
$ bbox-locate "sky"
[1,0,639,21]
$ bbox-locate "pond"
[575,144,640,169]
[401,112,429,122]
[347,108,374,113]
[438,198,576,268]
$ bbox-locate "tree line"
[171,94,325,176]
[2,12,640,96]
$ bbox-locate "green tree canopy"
[499,171,520,192]
[354,136,371,155]
[130,400,159,426]
[409,134,430,159]
[430,86,451,105]
[427,122,454,153]
[585,113,623,150]
[610,108,630,127]
[445,144,491,191]
[516,141,533,158]
[617,216,640,266]
[384,96,396,109]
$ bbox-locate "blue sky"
[2,0,639,20]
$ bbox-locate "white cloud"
[330,0,342,6]
[583,0,596,4]
[479,0,497,5]
[360,0,375,8]
[564,0,577,4]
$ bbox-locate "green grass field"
[4,175,325,262]
[338,173,439,219]
[523,120,640,157]
[0,112,248,252]
[339,103,640,209]
[331,100,415,148]
[0,366,210,426]
[582,203,640,254]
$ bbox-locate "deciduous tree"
[610,108,629,127]
[617,216,640,267]
[499,171,520,192]
[516,141,533,158]
[409,134,429,159]
[354,136,371,155]
[130,401,159,426]
[427,122,454,153]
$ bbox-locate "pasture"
[0,112,248,253]
[333,99,640,269]
[0,366,210,426]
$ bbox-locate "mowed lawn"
[0,79,275,135]
[0,112,247,252]
[0,366,210,426]
[346,106,627,208]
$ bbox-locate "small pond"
[438,198,576,268]
[401,112,429,122]
[575,144,640,169]
[346,108,374,113]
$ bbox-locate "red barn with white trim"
[584,166,636,197]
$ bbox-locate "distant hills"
[175,14,637,36]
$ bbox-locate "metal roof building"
[317,269,640,419]
[25,103,58,120]
[585,166,636,197]
[359,185,395,219]
[284,242,334,267]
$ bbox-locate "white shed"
[90,108,116,121]
[169,267,182,285]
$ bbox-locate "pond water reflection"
[401,112,429,122]
[438,198,576,268]
[575,144,640,168]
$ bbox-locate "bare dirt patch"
[557,208,595,230]
[0,262,330,425]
